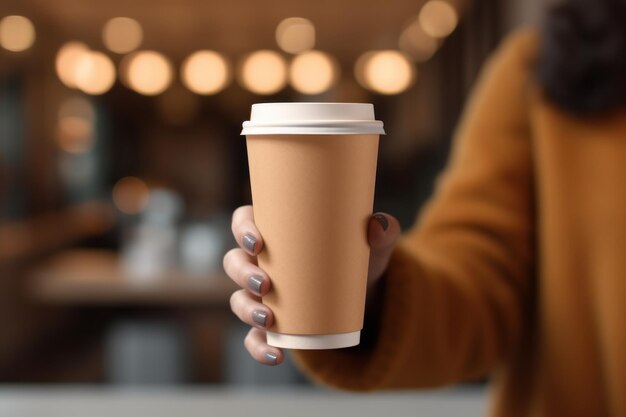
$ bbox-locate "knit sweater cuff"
[290,237,422,391]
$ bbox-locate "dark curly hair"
[536,0,626,114]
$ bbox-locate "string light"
[398,17,439,62]
[289,50,339,95]
[46,6,461,100]
[123,51,173,96]
[238,50,287,95]
[275,17,315,54]
[74,51,116,95]
[56,42,90,88]
[0,15,36,52]
[361,50,416,95]
[181,50,230,95]
[354,51,377,89]
[102,17,143,54]
[419,0,458,39]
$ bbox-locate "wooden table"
[29,249,236,306]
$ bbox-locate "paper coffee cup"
[242,103,384,349]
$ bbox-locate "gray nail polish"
[252,310,268,327]
[265,352,278,365]
[248,275,263,294]
[374,214,389,231]
[243,233,257,253]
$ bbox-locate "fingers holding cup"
[244,327,284,366]
[231,205,264,256]
[223,248,271,296]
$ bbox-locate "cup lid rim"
[241,102,385,135]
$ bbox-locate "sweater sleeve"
[291,29,538,390]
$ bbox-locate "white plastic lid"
[241,103,385,135]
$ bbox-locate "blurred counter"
[29,249,235,305]
[25,249,236,384]
[0,386,486,417]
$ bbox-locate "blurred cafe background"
[0,0,547,410]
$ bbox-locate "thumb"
[367,212,401,284]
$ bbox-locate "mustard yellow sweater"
[292,29,626,416]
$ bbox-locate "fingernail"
[243,233,257,254]
[252,310,268,327]
[373,214,389,231]
[248,275,264,294]
[265,352,278,365]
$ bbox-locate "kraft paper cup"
[242,103,385,349]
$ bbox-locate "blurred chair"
[106,320,189,385]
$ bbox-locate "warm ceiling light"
[354,51,377,89]
[181,50,230,95]
[418,0,458,39]
[275,17,315,54]
[398,18,439,62]
[289,50,339,95]
[56,42,90,89]
[74,51,116,95]
[0,15,36,52]
[239,50,287,95]
[112,177,150,215]
[363,50,416,95]
[125,51,173,96]
[102,17,143,54]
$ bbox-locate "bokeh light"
[112,177,150,215]
[238,50,287,95]
[418,0,458,39]
[181,50,230,95]
[0,15,36,52]
[102,17,143,54]
[55,42,90,89]
[56,96,96,154]
[399,17,439,62]
[275,17,315,54]
[361,50,415,95]
[124,51,173,96]
[354,51,377,89]
[74,51,116,95]
[289,50,339,95]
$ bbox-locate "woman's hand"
[223,205,401,365]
